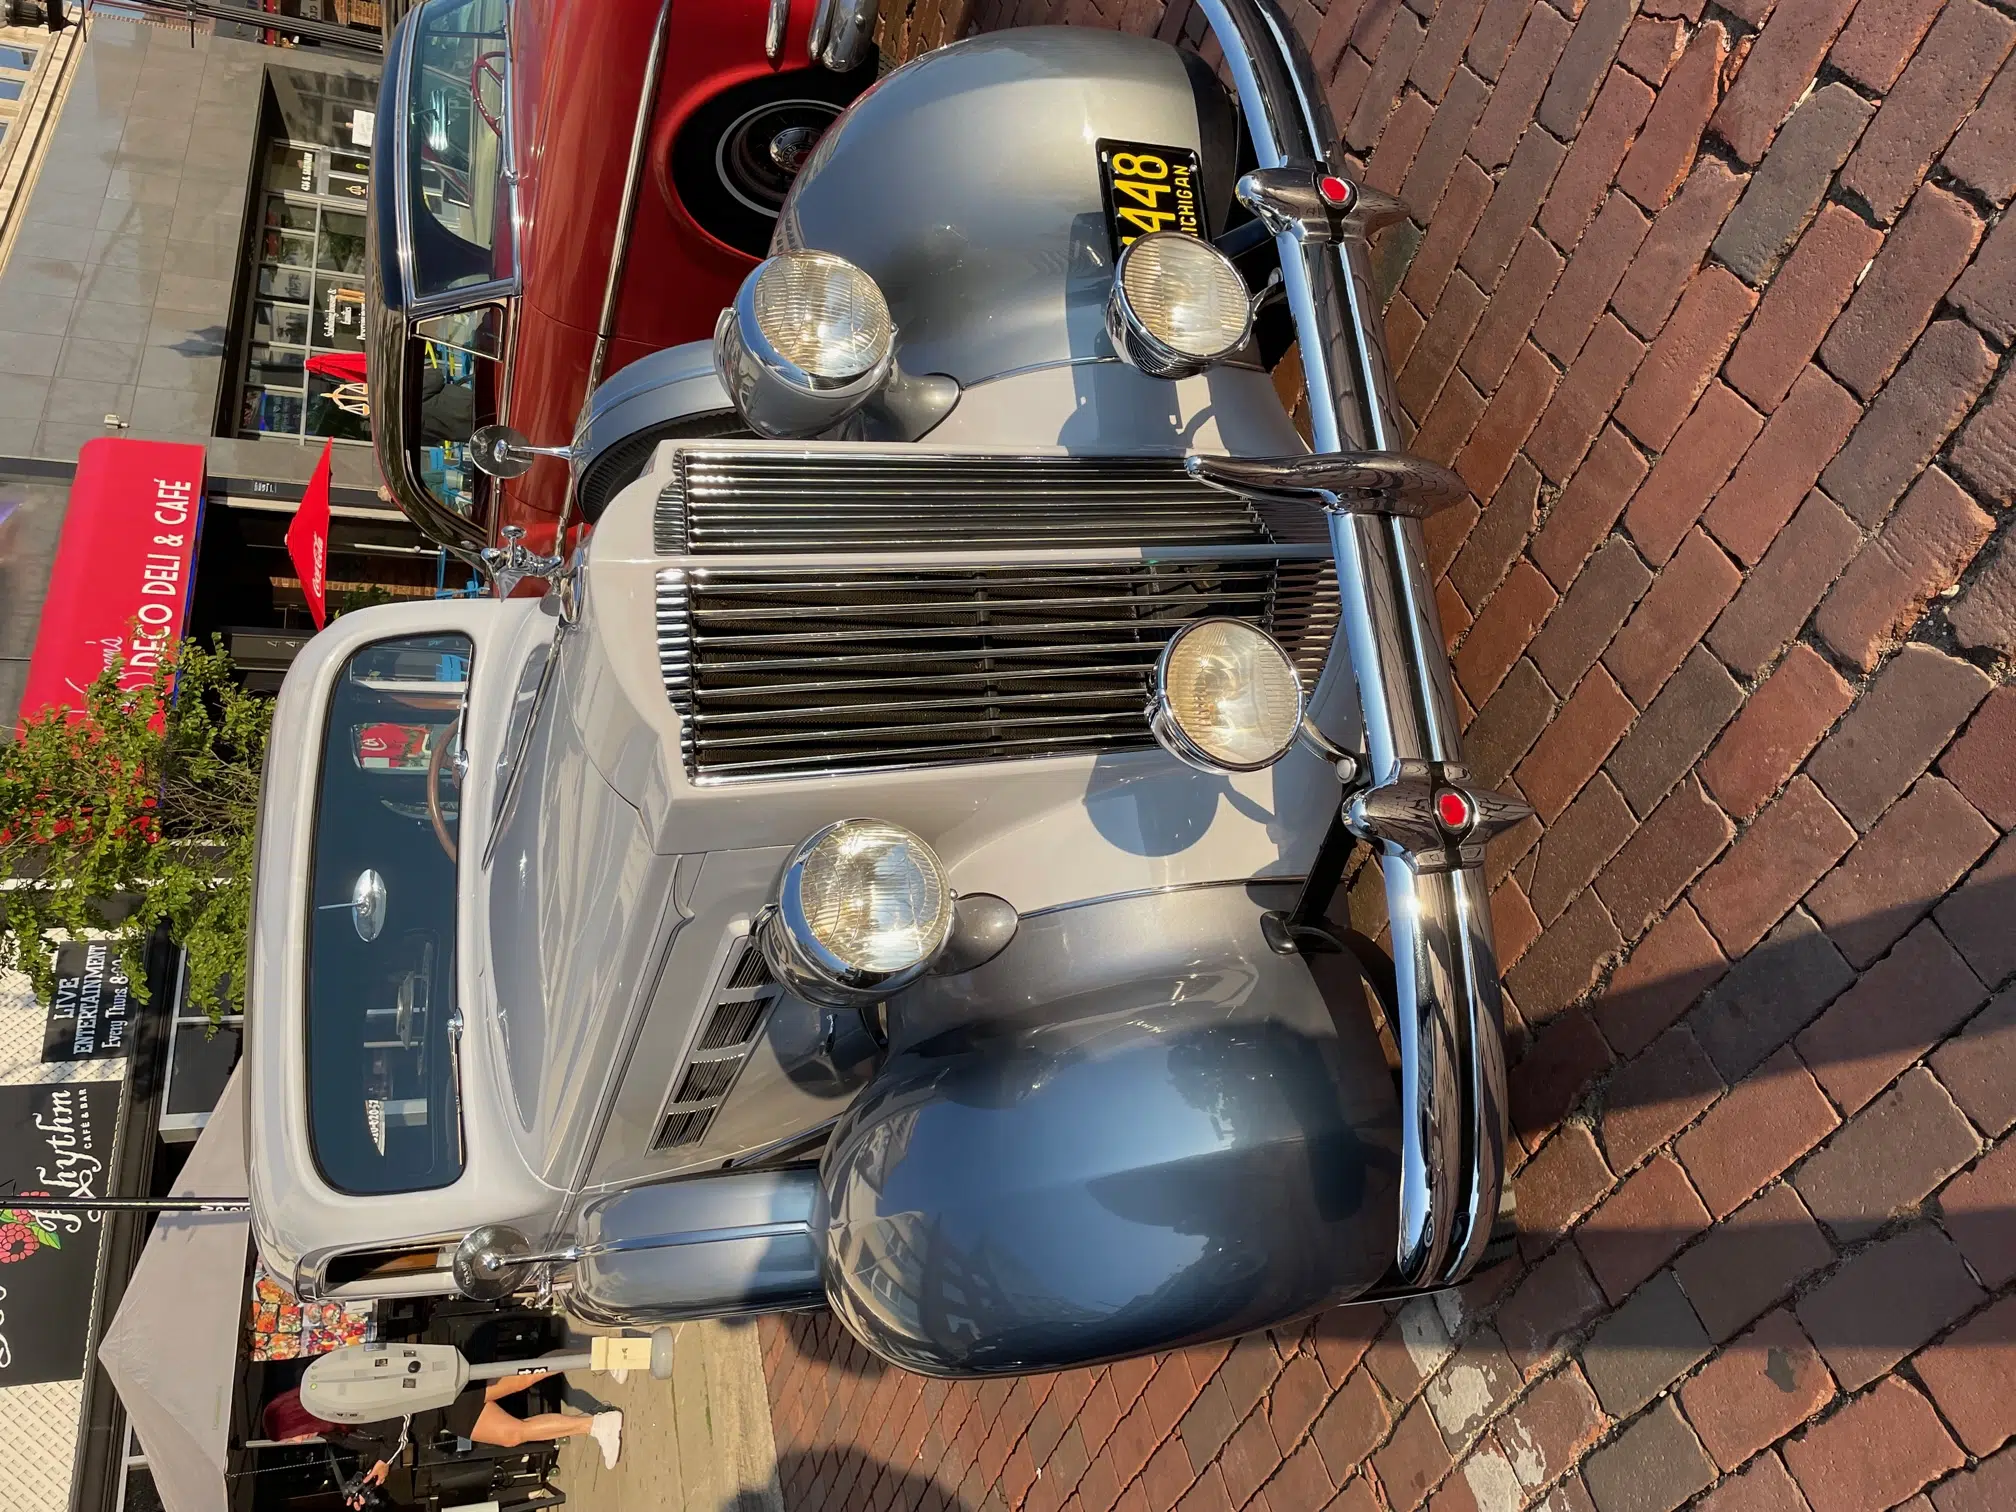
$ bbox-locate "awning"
[98,1065,249,1512]
[15,437,207,726]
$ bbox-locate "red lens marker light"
[1434,789,1473,832]
[1318,174,1354,209]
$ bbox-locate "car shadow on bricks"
[1507,875,2011,1132]
[1480,872,2015,1348]
[774,1309,890,1382]
[754,1449,971,1512]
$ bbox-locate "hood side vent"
[652,937,779,1152]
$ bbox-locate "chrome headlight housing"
[713,250,896,437]
[1149,619,1305,773]
[758,819,955,1005]
[1106,231,1253,379]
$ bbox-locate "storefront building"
[0,7,464,728]
[0,12,492,1511]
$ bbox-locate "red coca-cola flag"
[287,440,335,630]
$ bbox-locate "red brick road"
[761,1,2016,1509]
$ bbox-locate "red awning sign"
[16,438,208,726]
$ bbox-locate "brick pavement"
[760,2,2016,1509]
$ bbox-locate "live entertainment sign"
[41,942,133,1063]
[0,1083,113,1385]
[15,438,207,726]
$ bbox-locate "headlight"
[713,250,896,437]
[1149,619,1305,773]
[759,819,955,1004]
[1106,231,1253,379]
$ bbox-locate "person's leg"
[470,1402,591,1448]
[483,1369,558,1403]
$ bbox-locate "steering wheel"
[427,717,463,864]
[472,51,506,141]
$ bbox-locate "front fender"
[817,886,1400,1376]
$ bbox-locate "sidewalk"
[556,1319,785,1512]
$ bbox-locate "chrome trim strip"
[1019,875,1302,922]
[657,543,1333,569]
[766,0,789,63]
[558,0,676,563]
[588,0,674,402]
[1195,0,1511,1290]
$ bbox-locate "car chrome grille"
[656,449,1279,554]
[652,448,1338,782]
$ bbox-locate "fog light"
[1106,231,1253,379]
[759,819,955,1004]
[714,250,895,436]
[1149,619,1304,773]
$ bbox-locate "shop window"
[238,165,373,448]
[156,955,245,1142]
[0,45,34,69]
[120,1465,163,1512]
[0,79,22,103]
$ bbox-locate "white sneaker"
[588,1411,622,1470]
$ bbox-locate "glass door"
[237,143,375,449]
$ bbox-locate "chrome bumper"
[1194,0,1522,1290]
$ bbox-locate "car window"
[306,634,472,1195]
[405,0,510,299]
[407,332,499,523]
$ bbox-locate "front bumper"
[1192,0,1523,1291]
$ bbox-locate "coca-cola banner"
[41,942,134,1062]
[0,1082,115,1384]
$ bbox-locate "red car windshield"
[404,0,511,300]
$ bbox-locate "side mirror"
[451,1223,534,1300]
[318,869,387,941]
[469,424,572,479]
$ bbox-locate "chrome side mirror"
[318,869,387,941]
[470,424,573,479]
[452,1224,535,1301]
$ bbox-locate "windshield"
[404,0,510,300]
[306,634,473,1195]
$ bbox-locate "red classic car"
[366,0,875,562]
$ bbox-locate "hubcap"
[717,99,842,217]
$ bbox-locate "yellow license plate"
[1097,138,1204,259]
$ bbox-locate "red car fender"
[493,0,830,551]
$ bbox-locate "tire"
[670,60,877,258]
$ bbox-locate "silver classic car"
[249,0,1523,1378]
